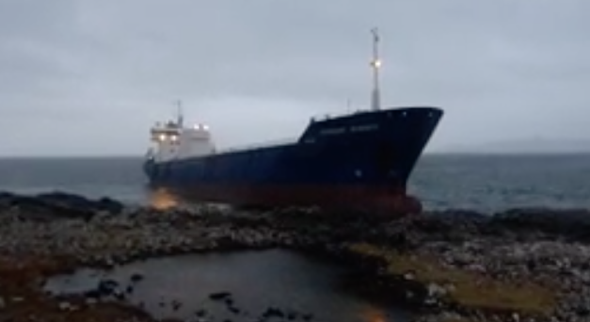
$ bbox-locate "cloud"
[0,0,589,155]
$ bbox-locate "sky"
[0,0,589,156]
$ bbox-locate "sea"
[0,153,589,213]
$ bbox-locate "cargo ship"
[143,29,444,215]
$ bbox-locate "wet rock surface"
[0,191,589,321]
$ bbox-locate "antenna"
[175,100,184,127]
[370,27,381,111]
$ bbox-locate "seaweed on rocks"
[0,190,125,222]
[36,191,125,214]
[490,208,590,242]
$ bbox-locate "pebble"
[1,192,590,322]
[59,301,72,311]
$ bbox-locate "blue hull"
[144,107,443,213]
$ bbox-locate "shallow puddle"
[44,249,409,322]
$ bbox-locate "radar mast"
[370,28,382,111]
[175,100,184,127]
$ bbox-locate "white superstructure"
[146,104,216,163]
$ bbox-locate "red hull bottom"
[154,184,422,217]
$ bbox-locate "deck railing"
[309,109,368,123]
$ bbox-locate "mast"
[370,27,381,111]
[175,99,184,127]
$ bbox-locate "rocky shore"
[1,191,590,321]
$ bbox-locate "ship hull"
[150,184,421,214]
[143,107,443,215]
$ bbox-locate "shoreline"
[1,191,589,321]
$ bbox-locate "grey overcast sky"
[1,0,589,156]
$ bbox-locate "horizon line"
[2,150,590,159]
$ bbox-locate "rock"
[403,272,415,280]
[58,301,72,311]
[209,292,231,300]
[171,300,182,310]
[97,279,119,295]
[2,191,590,321]
[511,312,520,321]
[426,282,447,298]
[228,305,240,314]
[262,307,284,319]
[130,273,144,282]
